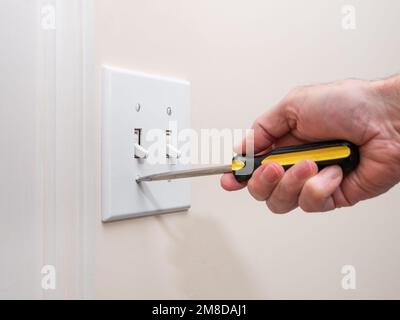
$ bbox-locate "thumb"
[235,103,292,155]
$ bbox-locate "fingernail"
[262,163,281,183]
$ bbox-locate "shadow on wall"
[157,213,261,299]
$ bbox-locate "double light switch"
[102,66,191,222]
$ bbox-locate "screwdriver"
[136,140,359,183]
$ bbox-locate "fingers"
[220,173,247,191]
[264,160,318,213]
[298,166,343,212]
[245,161,343,214]
[247,162,285,200]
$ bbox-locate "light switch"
[101,66,191,222]
[133,128,149,159]
[166,130,181,159]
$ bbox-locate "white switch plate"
[101,66,191,222]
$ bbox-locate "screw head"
[135,103,141,112]
[167,107,172,116]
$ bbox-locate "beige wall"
[94,0,400,299]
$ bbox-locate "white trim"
[81,0,96,299]
[36,0,95,299]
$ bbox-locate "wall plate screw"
[167,107,172,116]
[135,103,141,112]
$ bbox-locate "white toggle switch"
[165,129,181,159]
[133,128,148,159]
[166,144,181,159]
[134,143,149,159]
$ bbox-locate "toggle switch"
[134,128,149,159]
[166,144,181,159]
[165,130,181,159]
[134,144,149,159]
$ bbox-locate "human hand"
[221,77,400,213]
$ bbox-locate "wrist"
[373,75,400,116]
[372,75,400,170]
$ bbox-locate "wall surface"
[94,0,400,299]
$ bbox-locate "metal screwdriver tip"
[136,176,150,183]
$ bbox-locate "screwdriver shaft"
[136,165,232,182]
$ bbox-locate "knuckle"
[286,85,309,100]
[273,170,304,199]
[282,85,310,113]
[285,170,304,192]
[269,188,288,206]
[276,176,292,194]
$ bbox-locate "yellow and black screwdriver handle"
[231,140,359,183]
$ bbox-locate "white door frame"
[36,0,95,299]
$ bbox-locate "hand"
[221,77,400,213]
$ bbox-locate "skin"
[221,76,400,213]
